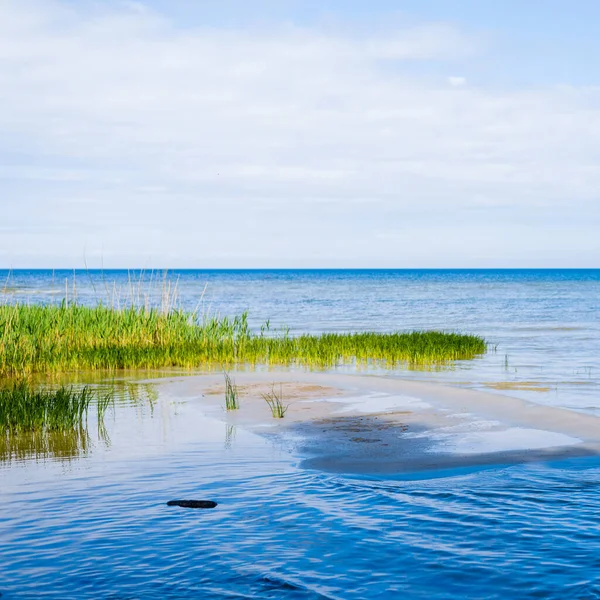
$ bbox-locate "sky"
[1,0,599,268]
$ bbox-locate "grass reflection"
[0,380,160,464]
[0,426,92,463]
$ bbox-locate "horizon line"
[2,267,600,272]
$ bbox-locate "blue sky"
[1,0,599,267]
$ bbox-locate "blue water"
[1,269,600,598]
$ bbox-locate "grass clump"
[262,384,288,419]
[224,372,240,410]
[0,381,110,434]
[0,303,486,377]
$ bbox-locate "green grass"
[0,381,111,434]
[262,383,288,419]
[224,372,240,410]
[0,303,486,377]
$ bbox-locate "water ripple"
[5,447,599,599]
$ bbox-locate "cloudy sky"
[1,0,599,268]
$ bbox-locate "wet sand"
[156,372,600,475]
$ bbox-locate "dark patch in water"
[167,500,217,509]
[277,415,600,476]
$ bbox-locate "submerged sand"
[155,372,600,475]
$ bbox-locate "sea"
[1,269,599,599]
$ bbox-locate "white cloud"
[0,0,599,267]
[448,76,466,87]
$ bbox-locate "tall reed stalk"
[224,372,240,410]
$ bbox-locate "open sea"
[1,269,600,599]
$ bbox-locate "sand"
[155,372,600,475]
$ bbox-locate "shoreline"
[155,371,600,475]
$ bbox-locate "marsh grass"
[0,381,111,434]
[262,383,288,418]
[224,372,240,410]
[0,302,486,377]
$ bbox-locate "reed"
[262,383,288,418]
[224,372,240,410]
[0,381,110,434]
[0,303,486,377]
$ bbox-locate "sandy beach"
[156,372,600,475]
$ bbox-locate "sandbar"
[155,372,600,475]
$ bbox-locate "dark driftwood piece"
[167,500,218,509]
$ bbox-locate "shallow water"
[2,395,600,599]
[1,270,600,598]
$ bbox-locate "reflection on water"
[23,369,182,390]
[224,424,236,450]
[0,427,92,463]
[0,381,158,464]
[107,380,159,407]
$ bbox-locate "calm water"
[1,269,600,598]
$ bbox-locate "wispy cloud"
[0,0,599,267]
